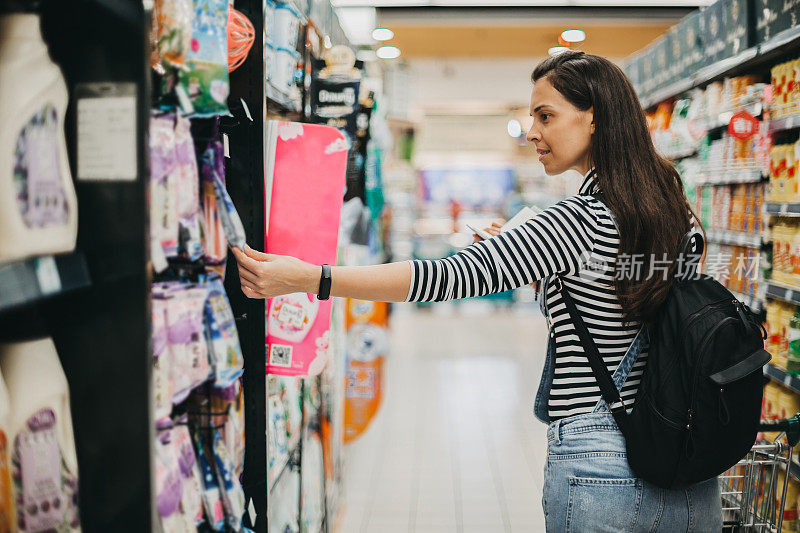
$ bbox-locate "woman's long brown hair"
[533,51,701,326]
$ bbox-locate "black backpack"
[556,231,770,489]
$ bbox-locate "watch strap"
[318,264,332,300]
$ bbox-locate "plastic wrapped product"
[203,277,244,387]
[166,285,210,403]
[201,140,228,264]
[194,432,226,531]
[172,421,204,526]
[211,429,245,530]
[152,0,194,68]
[178,0,230,116]
[154,424,186,531]
[149,113,180,260]
[212,171,246,250]
[174,116,204,260]
[152,295,174,421]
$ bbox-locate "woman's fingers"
[241,285,263,299]
[236,263,261,283]
[244,245,276,262]
[232,246,263,271]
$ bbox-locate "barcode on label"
[269,344,293,367]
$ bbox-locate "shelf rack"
[640,26,800,110]
[765,281,800,305]
[705,229,762,249]
[766,203,800,217]
[0,252,90,314]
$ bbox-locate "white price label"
[248,498,256,525]
[35,256,61,295]
[223,133,230,158]
[77,94,137,181]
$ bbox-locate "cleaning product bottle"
[0,338,80,531]
[0,13,77,263]
[787,308,800,376]
[0,367,15,532]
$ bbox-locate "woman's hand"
[473,221,504,243]
[231,245,319,299]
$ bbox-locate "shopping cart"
[721,414,800,532]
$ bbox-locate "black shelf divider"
[224,0,267,531]
[0,252,91,315]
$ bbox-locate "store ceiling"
[372,6,698,58]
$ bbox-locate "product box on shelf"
[723,0,754,57]
[756,0,800,43]
[653,36,670,92]
[703,0,728,66]
[681,8,707,76]
[639,45,657,98]
[624,55,642,95]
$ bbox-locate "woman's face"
[526,77,594,176]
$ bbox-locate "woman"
[232,51,721,532]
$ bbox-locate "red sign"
[728,110,760,140]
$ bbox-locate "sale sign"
[728,109,760,140]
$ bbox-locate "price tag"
[786,288,793,302]
[786,375,792,388]
[76,83,137,182]
[240,98,253,122]
[223,133,230,158]
[782,203,790,214]
[35,256,61,295]
[248,498,256,525]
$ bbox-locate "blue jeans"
[543,412,722,532]
[534,315,722,531]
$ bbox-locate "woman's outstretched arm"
[232,246,413,302]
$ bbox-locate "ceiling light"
[548,46,570,56]
[323,35,332,49]
[507,119,522,138]
[560,29,586,43]
[372,28,394,41]
[376,46,401,59]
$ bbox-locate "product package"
[264,121,348,376]
[152,0,194,69]
[164,284,210,403]
[174,116,204,260]
[0,338,80,532]
[201,139,228,264]
[0,14,78,263]
[210,429,245,530]
[149,114,180,260]
[0,368,14,532]
[172,421,205,526]
[178,0,230,116]
[212,172,246,250]
[154,424,186,531]
[152,295,174,421]
[209,383,245,478]
[194,432,226,531]
[204,277,244,387]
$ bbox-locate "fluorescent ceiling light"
[561,29,585,42]
[548,46,570,56]
[372,27,395,40]
[507,119,522,138]
[376,45,401,59]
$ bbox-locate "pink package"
[264,121,347,376]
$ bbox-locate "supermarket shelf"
[764,364,800,395]
[269,434,301,494]
[699,102,763,131]
[661,146,698,160]
[266,81,301,117]
[705,229,762,249]
[0,252,90,314]
[766,203,800,216]
[769,113,800,133]
[730,290,763,314]
[696,168,765,186]
[640,25,800,110]
[766,281,800,305]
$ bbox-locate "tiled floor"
[336,305,549,533]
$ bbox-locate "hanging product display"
[343,299,389,442]
[0,338,80,532]
[309,46,362,138]
[264,121,348,377]
[176,0,230,117]
[151,0,193,70]
[0,14,77,264]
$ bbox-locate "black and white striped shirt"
[405,171,648,420]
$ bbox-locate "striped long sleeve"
[406,197,598,303]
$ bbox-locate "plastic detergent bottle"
[0,367,15,532]
[789,309,800,376]
[0,338,80,531]
[0,13,77,263]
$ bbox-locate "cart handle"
[759,414,800,447]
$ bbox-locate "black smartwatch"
[318,264,332,300]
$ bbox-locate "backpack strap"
[552,276,627,416]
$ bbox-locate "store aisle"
[337,306,549,533]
